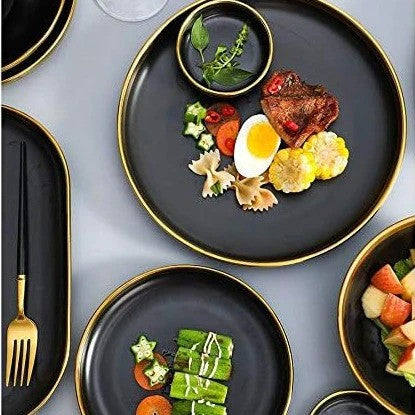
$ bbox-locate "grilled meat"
[261,71,339,148]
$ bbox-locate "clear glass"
[95,0,168,22]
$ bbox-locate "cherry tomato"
[267,76,284,94]
[205,110,221,123]
[221,105,236,116]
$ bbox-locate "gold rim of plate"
[175,0,274,98]
[2,0,77,84]
[75,264,294,415]
[2,105,72,415]
[2,0,66,72]
[309,389,370,415]
[338,216,415,415]
[117,0,407,267]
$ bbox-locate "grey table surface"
[2,0,414,413]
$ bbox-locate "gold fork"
[5,142,38,387]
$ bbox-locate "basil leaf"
[202,66,215,87]
[213,67,253,86]
[191,15,209,59]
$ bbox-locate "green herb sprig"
[190,15,253,87]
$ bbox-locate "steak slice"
[261,71,339,148]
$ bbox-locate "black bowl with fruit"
[339,216,415,415]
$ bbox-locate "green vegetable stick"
[174,347,232,381]
[170,372,228,404]
[172,399,227,415]
[177,330,234,359]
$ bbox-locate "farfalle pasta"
[189,150,235,198]
[242,186,278,212]
[225,164,278,212]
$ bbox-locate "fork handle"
[17,274,26,316]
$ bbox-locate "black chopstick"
[17,141,27,276]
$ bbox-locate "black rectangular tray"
[1,105,71,415]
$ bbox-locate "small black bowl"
[176,0,273,98]
[310,390,391,415]
[338,216,415,415]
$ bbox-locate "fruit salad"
[361,249,415,386]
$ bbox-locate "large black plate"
[75,266,293,414]
[118,0,406,266]
[339,217,415,414]
[2,0,76,83]
[1,106,71,415]
[310,390,390,415]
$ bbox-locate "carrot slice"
[216,120,239,156]
[136,395,172,415]
[134,353,168,391]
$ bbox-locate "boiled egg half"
[234,114,281,178]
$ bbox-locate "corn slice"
[303,131,349,180]
[269,148,316,193]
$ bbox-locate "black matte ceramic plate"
[75,266,293,415]
[1,106,71,415]
[2,0,64,70]
[2,0,76,83]
[310,390,390,415]
[118,0,405,266]
[339,217,415,415]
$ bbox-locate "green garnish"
[210,181,222,196]
[143,359,169,386]
[184,101,207,124]
[393,258,413,279]
[404,372,415,387]
[373,319,415,387]
[191,14,210,63]
[130,335,156,363]
[196,133,215,152]
[183,121,205,140]
[190,16,253,87]
[374,319,402,365]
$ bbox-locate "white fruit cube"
[361,285,387,319]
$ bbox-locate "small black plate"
[310,390,391,415]
[2,0,76,83]
[2,0,64,69]
[339,217,415,414]
[177,0,273,95]
[1,106,71,415]
[118,0,405,266]
[75,266,293,415]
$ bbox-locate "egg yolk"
[247,122,279,158]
